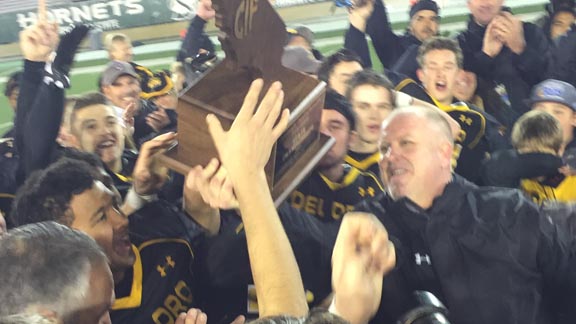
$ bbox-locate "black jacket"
[177,15,215,63]
[356,175,576,324]
[548,25,576,87]
[457,17,552,116]
[344,0,421,69]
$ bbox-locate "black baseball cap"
[409,0,440,18]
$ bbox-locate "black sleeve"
[344,24,372,68]
[177,15,215,62]
[548,27,576,86]
[14,60,44,160]
[22,77,64,176]
[390,44,420,81]
[458,30,497,82]
[481,150,564,188]
[365,0,404,69]
[15,60,63,181]
[514,23,553,87]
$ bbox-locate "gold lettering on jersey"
[174,280,194,304]
[234,0,258,39]
[157,256,176,277]
[290,191,354,220]
[290,191,325,217]
[331,202,354,220]
[152,280,194,324]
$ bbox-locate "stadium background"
[0,0,546,134]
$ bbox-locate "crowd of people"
[1,0,576,323]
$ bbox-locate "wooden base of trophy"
[158,62,334,206]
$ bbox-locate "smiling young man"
[66,92,136,196]
[100,61,176,147]
[416,37,507,183]
[12,155,204,324]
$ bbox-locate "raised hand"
[206,79,290,183]
[482,20,504,58]
[331,212,396,324]
[132,132,177,195]
[122,101,136,136]
[19,0,59,62]
[494,12,526,55]
[185,158,239,210]
[348,0,375,32]
[146,107,171,132]
[196,0,216,21]
[175,309,245,324]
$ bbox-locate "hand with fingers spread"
[20,0,59,62]
[206,79,290,183]
[132,132,177,195]
[207,79,308,317]
[146,107,171,132]
[331,212,396,324]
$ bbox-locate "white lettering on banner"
[16,0,145,29]
[126,0,146,15]
[272,0,328,8]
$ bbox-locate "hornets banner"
[0,0,330,44]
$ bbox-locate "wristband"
[125,186,158,211]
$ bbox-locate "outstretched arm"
[207,80,308,317]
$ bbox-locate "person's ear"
[347,130,359,149]
[416,68,425,84]
[439,140,454,169]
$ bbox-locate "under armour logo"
[415,253,431,265]
[157,256,176,277]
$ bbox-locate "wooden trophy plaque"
[159,0,334,206]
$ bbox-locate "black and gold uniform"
[289,164,384,221]
[344,151,382,183]
[111,200,204,324]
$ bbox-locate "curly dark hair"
[11,158,101,227]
